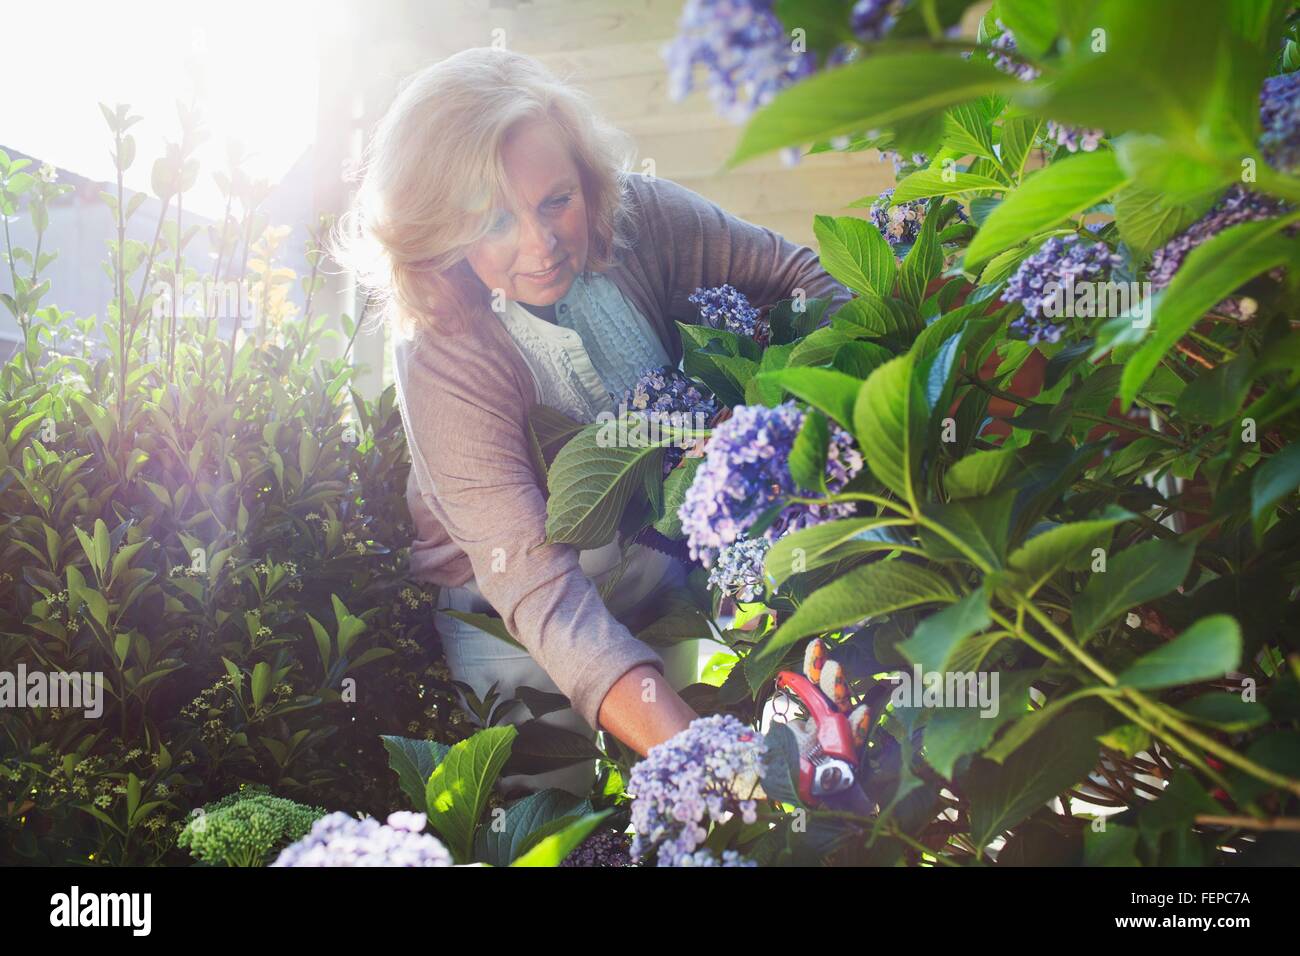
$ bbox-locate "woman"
[336,47,851,796]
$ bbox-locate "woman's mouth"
[522,260,565,284]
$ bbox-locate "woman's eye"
[547,193,573,211]
[488,212,512,234]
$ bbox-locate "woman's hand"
[597,664,698,758]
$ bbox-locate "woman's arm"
[394,327,694,745]
[598,665,698,757]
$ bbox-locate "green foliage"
[538,0,1300,866]
[0,114,472,865]
[176,787,325,867]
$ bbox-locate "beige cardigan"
[393,173,852,730]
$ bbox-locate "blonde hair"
[331,47,636,337]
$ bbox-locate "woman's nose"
[517,212,557,260]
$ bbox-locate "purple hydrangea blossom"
[663,0,816,125]
[623,366,720,475]
[867,188,968,249]
[1259,71,1300,173]
[850,0,896,41]
[1045,120,1105,153]
[986,20,1041,81]
[627,713,765,867]
[681,848,758,866]
[679,401,864,568]
[1000,235,1123,344]
[560,828,635,867]
[271,811,454,867]
[1147,185,1290,293]
[981,22,1105,152]
[707,534,772,602]
[878,150,930,177]
[688,283,770,345]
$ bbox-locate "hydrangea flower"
[560,828,635,867]
[680,848,758,866]
[679,401,864,568]
[688,283,770,345]
[985,19,1041,81]
[271,811,454,867]
[628,713,766,866]
[982,22,1105,152]
[1260,71,1300,173]
[1147,184,1290,294]
[867,188,969,249]
[623,365,720,475]
[850,0,897,41]
[663,0,816,125]
[1000,235,1123,344]
[1044,120,1104,153]
[706,534,772,602]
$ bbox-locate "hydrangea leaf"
[1116,615,1243,690]
[728,53,1016,168]
[853,353,928,507]
[425,725,517,864]
[1072,538,1195,641]
[746,560,957,691]
[964,151,1129,267]
[1119,215,1299,408]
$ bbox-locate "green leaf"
[963,709,1102,847]
[1177,692,1268,732]
[1083,822,1140,866]
[510,809,612,867]
[944,445,1018,499]
[1117,615,1242,690]
[746,560,956,690]
[832,296,924,347]
[653,457,702,538]
[728,53,1017,168]
[897,208,940,308]
[1112,184,1217,258]
[1004,507,1134,596]
[789,410,829,493]
[997,0,1058,58]
[763,516,913,588]
[474,788,588,867]
[382,735,453,813]
[1072,538,1195,641]
[964,151,1129,267]
[1250,442,1300,539]
[891,169,1005,203]
[250,661,271,709]
[1119,215,1298,408]
[425,726,517,864]
[813,215,896,297]
[753,367,861,429]
[899,588,992,674]
[853,353,927,506]
[918,490,1016,570]
[544,423,664,549]
[1175,356,1253,425]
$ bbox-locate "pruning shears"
[774,638,873,814]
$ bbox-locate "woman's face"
[464,118,590,308]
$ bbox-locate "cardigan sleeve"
[393,330,667,732]
[626,175,855,328]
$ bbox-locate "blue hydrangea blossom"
[1000,235,1123,344]
[679,401,864,569]
[628,713,765,866]
[271,810,454,867]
